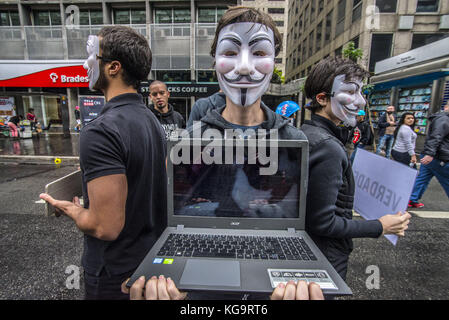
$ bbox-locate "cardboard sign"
[352,149,418,245]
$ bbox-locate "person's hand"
[420,155,433,165]
[411,155,417,164]
[270,280,324,300]
[40,193,82,217]
[379,211,411,237]
[122,275,187,300]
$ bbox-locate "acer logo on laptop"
[230,222,240,226]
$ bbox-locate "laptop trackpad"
[180,259,241,287]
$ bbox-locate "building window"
[79,10,103,25]
[416,0,439,12]
[336,0,346,37]
[275,20,284,27]
[325,10,332,41]
[411,33,449,49]
[311,0,316,22]
[268,8,285,14]
[309,31,314,58]
[114,9,146,24]
[155,8,191,24]
[34,11,61,26]
[352,0,362,22]
[352,36,360,48]
[197,70,217,82]
[376,0,398,13]
[318,0,324,15]
[335,46,343,56]
[0,11,20,26]
[316,22,322,52]
[155,70,191,82]
[369,33,393,72]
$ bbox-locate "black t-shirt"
[79,93,167,276]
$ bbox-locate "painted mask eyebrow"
[220,36,242,47]
[249,36,273,47]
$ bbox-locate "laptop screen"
[172,144,302,219]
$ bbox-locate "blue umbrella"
[275,101,300,118]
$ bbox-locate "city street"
[0,159,448,300]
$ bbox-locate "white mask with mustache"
[215,23,275,107]
[331,75,366,127]
[83,35,100,91]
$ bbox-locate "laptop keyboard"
[156,234,317,261]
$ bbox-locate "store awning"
[370,56,449,90]
[373,69,449,91]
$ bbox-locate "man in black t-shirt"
[40,26,167,300]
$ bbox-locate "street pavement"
[0,160,448,300]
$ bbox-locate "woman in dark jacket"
[301,57,411,280]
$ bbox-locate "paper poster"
[78,96,105,126]
[352,149,418,245]
[0,96,15,117]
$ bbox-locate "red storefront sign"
[0,64,88,88]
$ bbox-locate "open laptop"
[127,138,352,296]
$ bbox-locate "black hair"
[304,56,370,113]
[394,112,416,141]
[97,26,152,89]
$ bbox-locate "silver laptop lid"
[166,138,309,231]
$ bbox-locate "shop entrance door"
[22,94,62,129]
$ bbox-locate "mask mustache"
[223,74,266,84]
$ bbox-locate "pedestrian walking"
[391,112,417,167]
[376,105,397,159]
[40,25,167,300]
[409,104,449,208]
[74,106,81,132]
[350,110,374,163]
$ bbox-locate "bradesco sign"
[0,60,88,87]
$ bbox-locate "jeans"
[84,269,134,300]
[350,144,366,164]
[376,134,394,159]
[410,157,449,202]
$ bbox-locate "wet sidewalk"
[0,133,80,157]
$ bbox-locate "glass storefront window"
[155,70,191,82]
[0,12,9,26]
[131,9,146,24]
[198,8,215,23]
[79,11,90,25]
[90,11,103,25]
[114,9,130,24]
[50,11,61,25]
[197,70,218,83]
[4,11,20,26]
[155,9,172,23]
[217,8,227,21]
[34,11,50,26]
[34,11,61,26]
[174,9,191,23]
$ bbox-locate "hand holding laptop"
[122,276,324,300]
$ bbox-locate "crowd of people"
[37,6,448,301]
